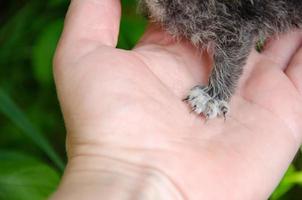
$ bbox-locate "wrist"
[50,155,184,200]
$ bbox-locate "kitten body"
[139,0,302,118]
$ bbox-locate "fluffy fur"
[139,0,302,119]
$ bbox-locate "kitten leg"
[185,36,254,119]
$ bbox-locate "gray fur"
[139,0,302,118]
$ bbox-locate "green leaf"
[0,151,60,200]
[284,172,302,186]
[0,150,36,162]
[255,36,266,53]
[0,88,65,171]
[121,0,138,7]
[48,0,68,7]
[0,1,40,65]
[117,16,147,49]
[32,20,64,86]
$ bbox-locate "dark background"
[0,0,301,199]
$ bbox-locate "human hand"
[51,0,302,199]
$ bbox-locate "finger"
[60,0,121,49]
[260,31,302,70]
[286,46,302,94]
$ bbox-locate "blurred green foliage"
[0,0,301,199]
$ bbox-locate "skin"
[141,0,302,119]
[51,0,302,199]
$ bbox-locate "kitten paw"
[184,86,230,119]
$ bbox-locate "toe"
[203,100,219,119]
[217,100,230,117]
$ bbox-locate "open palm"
[52,1,302,199]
